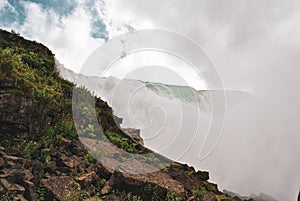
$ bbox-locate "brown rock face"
[0,89,48,137]
[0,178,25,196]
[110,163,185,200]
[203,192,217,201]
[41,176,80,200]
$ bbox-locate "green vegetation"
[0,29,151,165]
[80,190,90,199]
[216,194,233,201]
[143,182,164,201]
[0,191,12,201]
[83,153,97,165]
[63,192,80,201]
[191,187,207,201]
[165,192,180,201]
[96,178,107,192]
[24,141,40,159]
[19,118,78,162]
[105,130,141,154]
[36,185,46,201]
[125,193,143,201]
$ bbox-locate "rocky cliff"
[0,29,253,201]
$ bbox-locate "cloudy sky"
[1,0,300,200]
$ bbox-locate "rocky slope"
[0,29,255,201]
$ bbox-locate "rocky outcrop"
[0,138,238,201]
[0,89,47,136]
[41,176,80,200]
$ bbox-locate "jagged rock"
[13,194,28,201]
[6,160,17,167]
[168,164,205,191]
[0,184,5,195]
[0,168,26,184]
[187,195,196,201]
[23,180,36,201]
[41,176,80,201]
[203,191,217,201]
[72,140,86,157]
[0,178,25,196]
[31,160,44,185]
[3,155,23,163]
[76,172,96,187]
[44,161,57,174]
[100,181,111,195]
[57,153,81,168]
[0,92,48,135]
[110,162,185,199]
[24,170,34,181]
[204,181,219,194]
[122,128,144,145]
[0,156,5,168]
[83,197,102,201]
[96,157,120,179]
[192,170,209,181]
[102,194,125,201]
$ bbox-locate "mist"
[6,0,298,200]
[57,51,299,201]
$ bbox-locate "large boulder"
[110,161,185,200]
[41,176,80,201]
[203,192,217,201]
[0,90,48,136]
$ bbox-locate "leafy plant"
[0,191,12,201]
[24,141,40,159]
[36,185,46,201]
[191,187,207,201]
[80,190,90,199]
[125,192,143,201]
[165,192,180,201]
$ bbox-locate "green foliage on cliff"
[0,29,145,158]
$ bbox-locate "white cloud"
[0,0,9,10]
[0,0,17,15]
[17,1,103,72]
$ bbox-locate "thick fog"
[8,0,298,200]
[98,1,300,200]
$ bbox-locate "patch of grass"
[125,192,143,201]
[80,190,90,199]
[165,192,180,201]
[0,191,12,201]
[191,187,207,201]
[24,141,40,159]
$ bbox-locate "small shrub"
[125,192,143,201]
[165,192,180,201]
[36,185,46,201]
[80,191,90,199]
[83,153,96,165]
[24,141,40,159]
[191,187,207,201]
[96,178,107,191]
[0,191,12,201]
